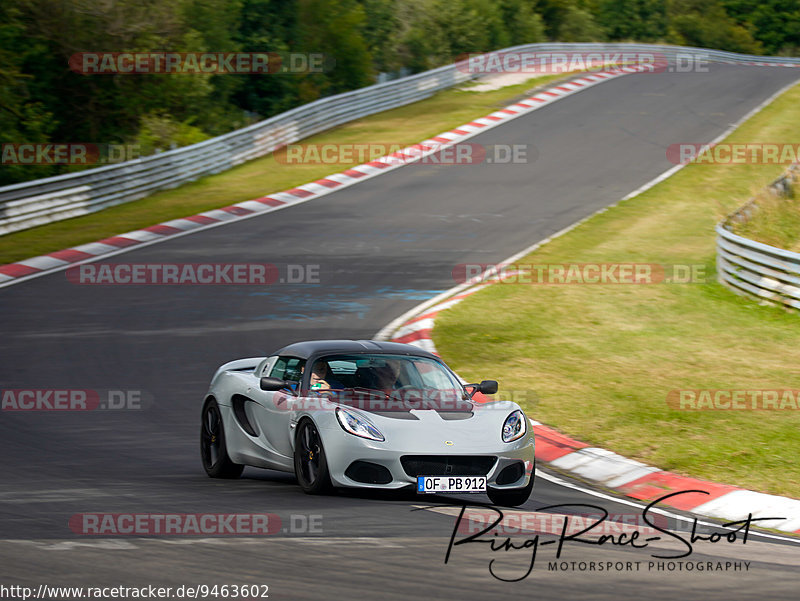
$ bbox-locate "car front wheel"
[294,419,332,494]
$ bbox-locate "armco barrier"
[2,43,800,236]
[716,165,800,311]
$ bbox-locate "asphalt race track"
[2,64,800,599]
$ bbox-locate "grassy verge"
[732,186,800,252]
[435,81,800,498]
[0,73,566,266]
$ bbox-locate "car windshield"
[308,353,471,408]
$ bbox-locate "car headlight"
[502,410,526,442]
[336,407,385,442]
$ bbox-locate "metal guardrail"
[716,165,800,311]
[2,42,800,236]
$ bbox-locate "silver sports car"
[200,340,535,506]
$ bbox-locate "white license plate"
[417,476,487,493]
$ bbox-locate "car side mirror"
[465,380,498,397]
[478,380,498,395]
[260,377,292,392]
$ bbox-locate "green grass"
[0,73,565,266]
[732,186,800,252]
[434,81,800,499]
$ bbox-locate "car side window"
[415,360,451,389]
[270,357,306,383]
[258,356,278,377]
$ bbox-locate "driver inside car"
[309,360,345,391]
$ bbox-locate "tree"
[235,0,300,119]
[500,0,547,46]
[358,0,403,74]
[667,0,762,54]
[598,0,668,41]
[0,1,57,184]
[3,0,793,189]
[558,1,605,42]
[723,0,800,55]
[297,0,372,99]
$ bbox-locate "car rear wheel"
[201,398,244,479]
[487,471,534,507]
[294,419,332,494]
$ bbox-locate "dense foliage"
[2,0,798,184]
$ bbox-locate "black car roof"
[271,339,439,361]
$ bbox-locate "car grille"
[400,455,496,477]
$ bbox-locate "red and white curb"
[378,280,800,534]
[733,60,800,67]
[0,65,654,289]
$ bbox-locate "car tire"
[487,471,534,507]
[294,419,332,494]
[201,398,244,479]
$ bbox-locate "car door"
[248,356,306,463]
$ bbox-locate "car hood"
[334,393,475,419]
